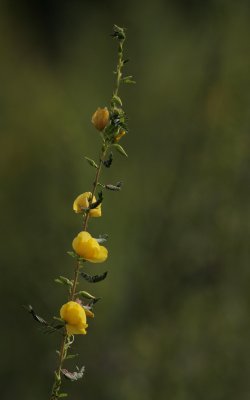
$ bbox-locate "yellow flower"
[115,130,126,142]
[91,107,109,131]
[73,192,101,217]
[72,231,108,263]
[60,301,88,335]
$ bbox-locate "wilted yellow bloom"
[91,107,109,131]
[60,301,88,335]
[72,231,108,263]
[115,130,126,142]
[73,192,101,217]
[83,307,95,318]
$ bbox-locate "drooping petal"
[66,323,88,335]
[83,308,95,318]
[89,206,102,217]
[91,245,108,263]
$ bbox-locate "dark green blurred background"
[1,0,250,399]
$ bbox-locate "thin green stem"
[70,146,107,301]
[49,147,107,399]
[70,260,80,301]
[50,334,67,400]
[50,27,126,400]
[114,40,125,97]
[83,147,107,232]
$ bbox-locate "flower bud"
[114,130,126,142]
[91,107,109,131]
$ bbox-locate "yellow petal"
[90,245,108,263]
[73,192,98,214]
[72,232,92,256]
[83,308,95,318]
[89,205,102,217]
[60,301,86,325]
[72,232,108,263]
[66,323,88,335]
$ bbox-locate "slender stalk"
[83,148,107,232]
[114,39,125,97]
[50,334,66,400]
[50,26,126,399]
[50,147,107,400]
[71,146,107,300]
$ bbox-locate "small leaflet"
[61,366,85,381]
[25,305,48,326]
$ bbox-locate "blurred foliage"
[1,0,250,399]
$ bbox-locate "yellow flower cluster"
[73,192,101,217]
[60,108,111,336]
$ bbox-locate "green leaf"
[95,234,108,244]
[24,305,48,325]
[54,276,73,287]
[112,143,128,157]
[65,354,79,360]
[122,75,136,84]
[84,156,98,169]
[112,94,123,107]
[54,371,61,383]
[67,251,77,258]
[58,394,68,398]
[111,25,126,40]
[78,290,96,300]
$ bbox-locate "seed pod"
[89,191,103,209]
[105,183,121,191]
[80,271,108,283]
[103,152,113,168]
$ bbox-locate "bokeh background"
[1,0,250,399]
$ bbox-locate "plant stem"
[70,145,107,301]
[50,147,107,399]
[50,28,126,399]
[50,334,67,400]
[70,260,80,301]
[114,39,125,97]
[83,147,107,231]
